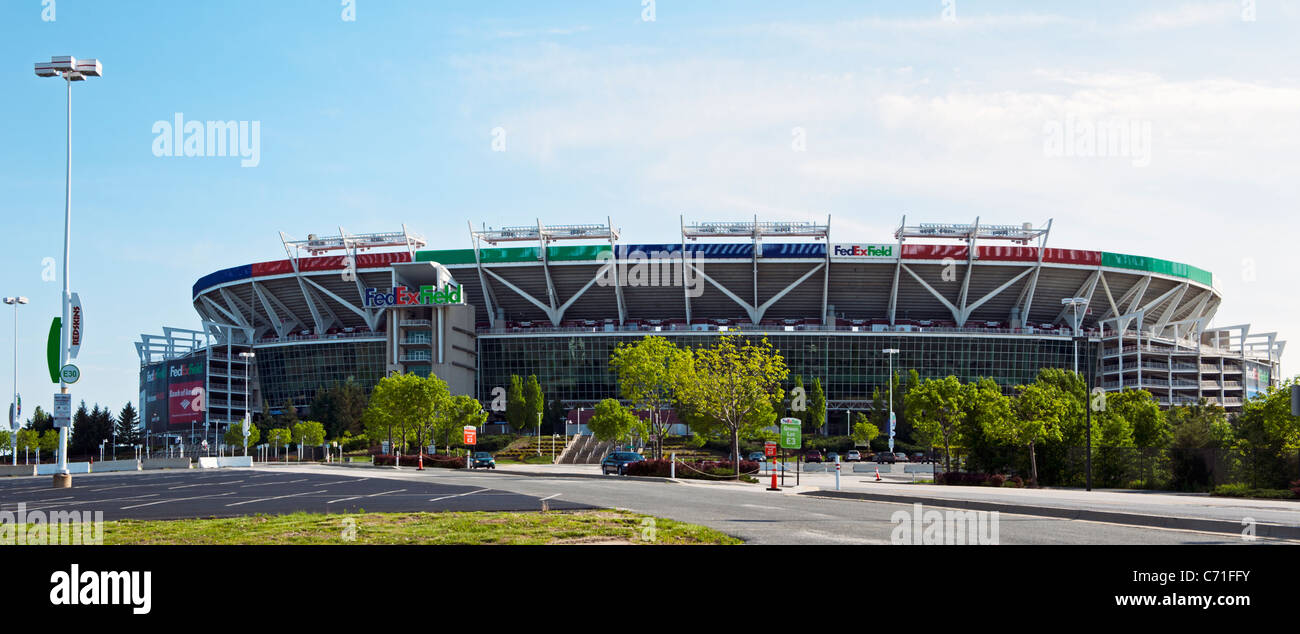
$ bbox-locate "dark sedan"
[601,451,645,476]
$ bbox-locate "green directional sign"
[779,418,802,449]
[46,317,61,384]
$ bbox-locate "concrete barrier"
[0,465,37,477]
[142,458,191,470]
[903,464,935,474]
[854,464,890,473]
[198,456,253,469]
[92,459,140,473]
[803,463,825,472]
[36,462,90,475]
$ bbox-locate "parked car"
[470,452,495,469]
[826,452,840,463]
[893,452,910,462]
[601,451,645,476]
[845,450,862,462]
[746,451,767,462]
[804,450,824,463]
[876,452,898,464]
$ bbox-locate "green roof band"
[415,245,611,265]
[1101,252,1214,286]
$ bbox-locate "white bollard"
[670,452,675,479]
[835,456,841,491]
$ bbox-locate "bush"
[937,472,990,486]
[1291,480,1300,499]
[1211,483,1297,499]
[1007,475,1024,488]
[371,453,465,469]
[989,474,1005,487]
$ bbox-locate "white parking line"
[539,494,561,501]
[239,479,308,488]
[1,496,74,507]
[25,494,159,510]
[326,488,406,504]
[168,480,244,490]
[326,496,362,504]
[429,488,488,503]
[120,492,235,510]
[224,490,329,507]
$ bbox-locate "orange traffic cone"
[875,467,881,482]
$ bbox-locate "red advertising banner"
[463,426,478,445]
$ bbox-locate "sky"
[1,0,1297,417]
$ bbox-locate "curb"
[799,489,1300,540]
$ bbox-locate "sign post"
[764,441,778,491]
[780,418,801,488]
[464,426,477,468]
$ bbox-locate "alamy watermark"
[1,502,104,545]
[595,249,705,297]
[890,502,999,545]
[1043,115,1152,167]
[152,113,261,167]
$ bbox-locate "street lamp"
[1062,297,1092,491]
[883,348,900,454]
[239,351,255,456]
[4,297,28,466]
[34,55,102,488]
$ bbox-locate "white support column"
[468,222,497,329]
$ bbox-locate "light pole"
[239,352,255,456]
[883,348,899,454]
[1062,297,1092,490]
[4,297,28,466]
[34,55,102,488]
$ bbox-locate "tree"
[1167,399,1233,449]
[1106,389,1168,448]
[505,375,528,432]
[609,336,693,458]
[673,335,789,475]
[267,428,293,456]
[587,398,644,445]
[17,429,39,462]
[525,375,545,436]
[225,420,261,452]
[360,373,450,455]
[807,377,826,434]
[1003,382,1072,484]
[70,401,94,456]
[292,421,327,459]
[38,429,59,459]
[279,399,300,428]
[435,394,487,453]
[850,412,880,446]
[115,402,141,447]
[905,376,968,474]
[1233,381,1300,487]
[311,379,368,438]
[27,405,53,433]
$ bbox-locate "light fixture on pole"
[34,55,102,488]
[883,348,900,454]
[4,297,28,466]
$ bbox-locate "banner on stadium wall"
[140,363,168,433]
[166,359,206,427]
[831,243,897,259]
[363,284,465,308]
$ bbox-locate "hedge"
[371,453,465,469]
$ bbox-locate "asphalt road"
[0,469,590,521]
[6,465,1295,544]
[252,464,1297,545]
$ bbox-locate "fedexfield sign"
[364,284,464,308]
[832,244,896,258]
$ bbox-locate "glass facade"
[254,340,387,411]
[476,332,1092,406]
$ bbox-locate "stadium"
[136,218,1285,440]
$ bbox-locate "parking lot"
[0,469,591,521]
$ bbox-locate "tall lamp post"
[1061,297,1092,491]
[34,55,102,488]
[4,297,28,466]
[239,351,255,456]
[883,348,900,454]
